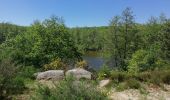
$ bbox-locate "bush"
[116,78,141,91]
[116,82,127,91]
[160,70,170,84]
[125,78,141,89]
[43,58,67,70]
[75,60,88,69]
[33,77,108,100]
[5,76,26,94]
[110,71,129,83]
[136,71,150,82]
[162,73,170,84]
[0,59,25,99]
[98,64,111,80]
[137,69,170,85]
[128,47,165,74]
[20,66,37,79]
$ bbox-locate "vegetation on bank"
[98,65,170,91]
[33,77,108,100]
[0,7,170,99]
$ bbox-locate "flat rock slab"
[66,68,92,79]
[36,70,64,81]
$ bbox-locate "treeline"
[69,26,108,52]
[0,23,27,44]
[70,8,170,72]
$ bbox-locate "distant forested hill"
[0,23,27,44]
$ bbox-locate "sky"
[0,0,170,27]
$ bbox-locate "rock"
[66,68,92,79]
[33,72,40,77]
[36,70,64,81]
[99,79,111,88]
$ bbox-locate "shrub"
[150,72,162,85]
[137,71,151,82]
[0,58,25,99]
[6,76,25,94]
[125,78,141,89]
[116,78,141,91]
[43,58,67,70]
[75,60,88,69]
[116,82,127,91]
[128,47,165,74]
[128,49,148,74]
[137,70,170,85]
[160,70,170,84]
[98,64,111,80]
[33,77,108,100]
[110,71,129,83]
[20,66,37,79]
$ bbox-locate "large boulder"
[36,70,64,81]
[66,68,92,79]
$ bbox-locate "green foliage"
[0,58,25,99]
[128,46,166,74]
[116,78,141,91]
[33,77,108,100]
[110,71,129,83]
[161,71,170,84]
[128,49,148,74]
[135,69,170,85]
[0,22,26,44]
[1,16,82,67]
[70,26,108,53]
[125,78,141,89]
[19,66,38,79]
[43,58,66,70]
[98,64,111,80]
[159,21,170,59]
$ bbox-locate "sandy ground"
[109,84,170,100]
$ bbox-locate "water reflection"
[83,56,104,70]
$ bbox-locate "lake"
[83,56,105,70]
[83,51,105,70]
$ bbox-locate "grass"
[99,67,170,92]
[32,76,108,100]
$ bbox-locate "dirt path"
[109,84,170,100]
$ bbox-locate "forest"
[0,7,170,100]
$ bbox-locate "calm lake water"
[83,56,104,70]
[83,51,105,70]
[83,51,116,70]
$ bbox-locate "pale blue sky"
[0,0,170,27]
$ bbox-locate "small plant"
[98,64,111,80]
[116,82,127,91]
[43,58,66,70]
[75,60,88,69]
[110,71,129,83]
[125,78,141,89]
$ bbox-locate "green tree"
[1,16,82,67]
[159,21,170,60]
